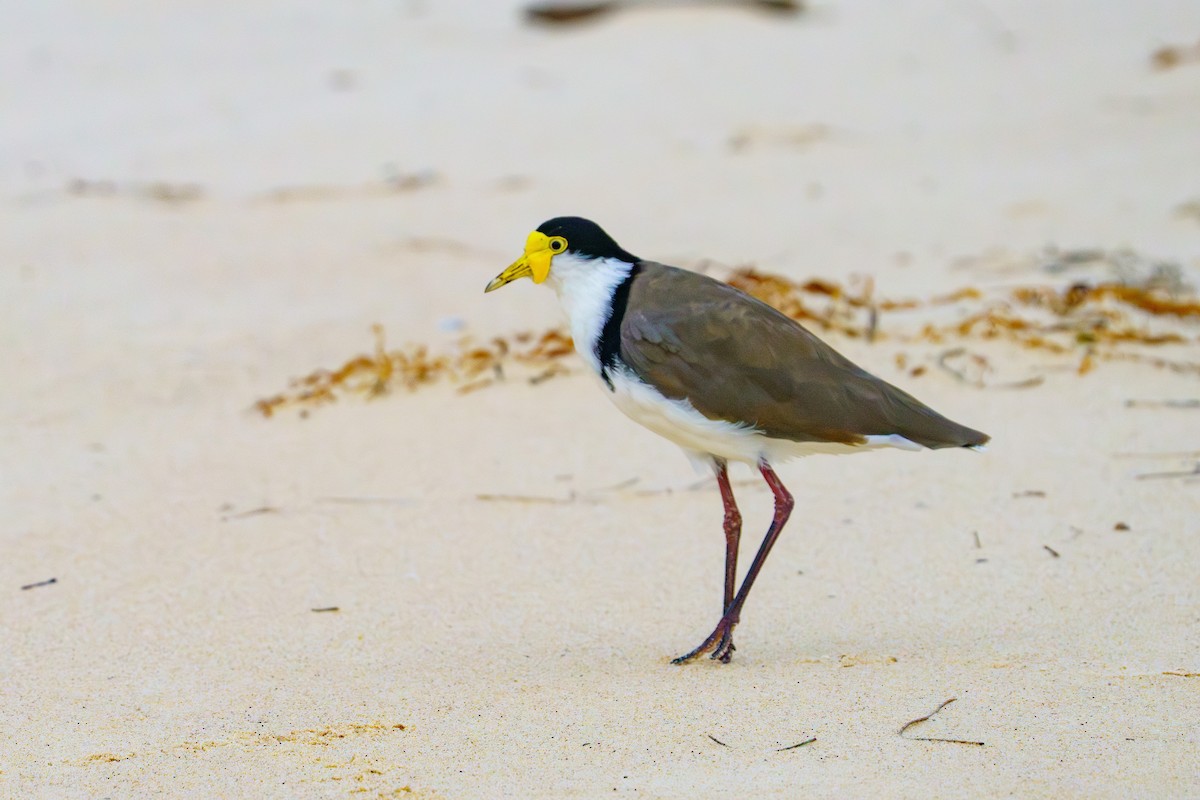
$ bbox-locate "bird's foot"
[671,616,738,665]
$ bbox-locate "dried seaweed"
[255,260,1200,417]
[254,324,573,417]
[728,268,1200,378]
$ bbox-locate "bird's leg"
[672,460,794,665]
[715,459,742,616]
[670,460,742,664]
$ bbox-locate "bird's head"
[485,217,638,293]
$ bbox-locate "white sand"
[3,1,1199,796]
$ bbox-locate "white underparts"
[606,365,921,467]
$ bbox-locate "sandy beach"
[3,1,1200,796]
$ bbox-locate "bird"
[484,217,989,664]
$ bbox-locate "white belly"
[604,366,921,466]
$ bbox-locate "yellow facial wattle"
[484,231,567,293]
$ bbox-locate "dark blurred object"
[525,0,802,26]
[1151,37,1200,71]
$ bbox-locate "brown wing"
[619,262,989,449]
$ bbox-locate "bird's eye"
[549,237,566,252]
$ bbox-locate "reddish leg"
[672,460,794,665]
[714,459,743,615]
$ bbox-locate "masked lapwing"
[485,217,989,664]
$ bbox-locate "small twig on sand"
[1136,463,1200,481]
[1043,545,1061,558]
[311,606,340,613]
[529,365,569,385]
[777,737,817,751]
[599,477,640,492]
[525,0,802,26]
[456,378,494,395]
[1114,450,1200,459]
[221,505,280,521]
[316,496,413,505]
[899,698,985,746]
[991,375,1045,390]
[707,734,728,747]
[20,577,57,591]
[1125,399,1200,409]
[476,493,573,504]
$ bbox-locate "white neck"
[544,252,634,374]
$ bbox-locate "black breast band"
[596,263,641,391]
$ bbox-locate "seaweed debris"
[255,262,1200,417]
[254,324,573,418]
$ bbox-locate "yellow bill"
[484,231,565,292]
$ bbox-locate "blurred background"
[4,0,1198,373]
[4,3,1200,796]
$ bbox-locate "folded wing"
[619,262,989,449]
